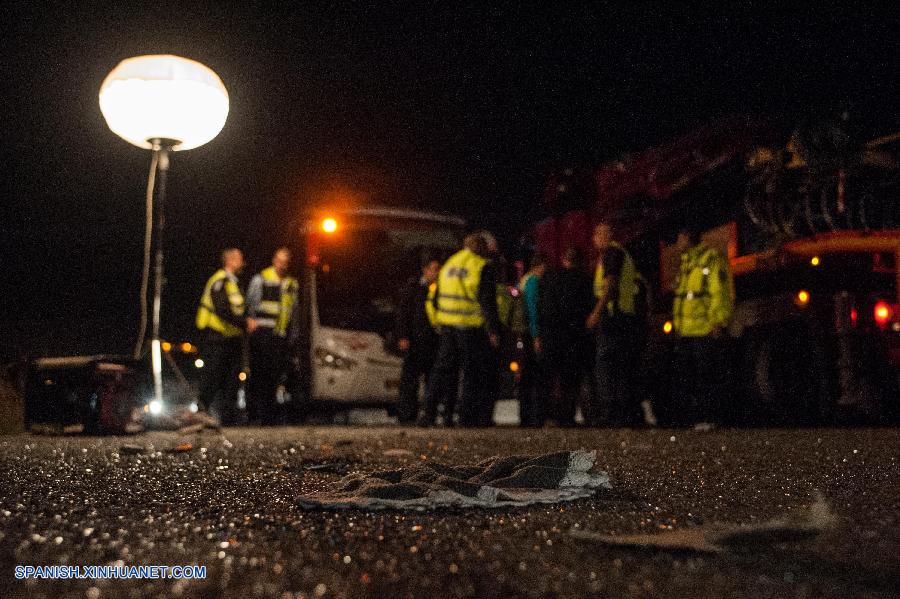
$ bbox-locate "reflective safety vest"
[673,243,734,337]
[196,269,245,338]
[253,267,299,337]
[433,248,488,328]
[594,241,640,315]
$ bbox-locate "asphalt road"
[1,426,899,598]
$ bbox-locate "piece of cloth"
[297,450,610,510]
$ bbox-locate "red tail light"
[874,301,892,328]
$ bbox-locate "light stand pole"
[148,138,177,408]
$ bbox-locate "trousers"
[198,334,243,424]
[423,327,492,426]
[248,331,288,425]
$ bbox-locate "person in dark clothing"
[517,252,548,427]
[481,235,512,426]
[395,254,442,423]
[195,248,257,424]
[586,223,645,427]
[422,232,502,427]
[536,247,595,426]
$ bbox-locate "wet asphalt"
[1,426,899,598]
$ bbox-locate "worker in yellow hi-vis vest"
[586,222,647,427]
[195,248,258,423]
[246,247,299,425]
[421,231,501,427]
[672,225,734,428]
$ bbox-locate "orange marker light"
[321,218,338,233]
[874,301,891,327]
[238,371,247,382]
[662,321,673,334]
[796,290,810,306]
[161,341,172,352]
[509,361,520,373]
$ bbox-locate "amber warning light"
[321,218,338,234]
[874,301,892,328]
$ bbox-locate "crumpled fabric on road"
[297,450,610,510]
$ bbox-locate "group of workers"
[193,220,733,428]
[194,247,299,424]
[396,223,734,428]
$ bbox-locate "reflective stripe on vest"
[256,267,299,336]
[434,248,487,328]
[593,241,639,315]
[196,269,244,338]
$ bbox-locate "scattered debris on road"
[571,495,834,553]
[118,444,145,455]
[382,448,415,457]
[166,442,194,453]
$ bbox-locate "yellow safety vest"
[196,269,245,338]
[255,267,299,337]
[594,241,640,315]
[672,243,734,337]
[433,249,488,328]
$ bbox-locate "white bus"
[291,207,465,415]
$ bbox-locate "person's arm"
[477,262,501,344]
[287,291,302,346]
[523,275,540,339]
[425,281,439,330]
[245,274,263,318]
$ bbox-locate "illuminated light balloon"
[99,54,228,150]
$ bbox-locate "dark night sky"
[2,3,898,356]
